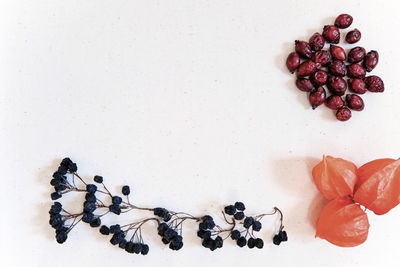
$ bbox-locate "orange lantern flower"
[354,158,400,215]
[312,155,358,199]
[316,197,369,247]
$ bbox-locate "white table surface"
[1,0,400,266]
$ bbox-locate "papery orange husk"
[316,198,369,247]
[312,155,358,199]
[354,158,400,215]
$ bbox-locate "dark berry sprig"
[48,158,287,254]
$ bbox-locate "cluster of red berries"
[286,14,384,121]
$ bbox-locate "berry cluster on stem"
[49,158,287,254]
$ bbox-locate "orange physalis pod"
[316,198,369,247]
[312,155,358,199]
[354,158,400,215]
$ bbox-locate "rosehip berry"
[327,76,347,96]
[310,70,328,86]
[347,64,366,78]
[365,75,384,92]
[330,45,346,61]
[295,40,312,59]
[309,86,326,109]
[363,50,379,72]
[328,60,347,77]
[347,78,367,94]
[347,46,366,64]
[286,52,300,73]
[322,25,340,44]
[334,14,353,29]
[325,95,344,110]
[346,29,361,44]
[297,60,318,77]
[296,78,314,92]
[346,94,365,111]
[309,33,325,51]
[336,107,352,121]
[312,50,332,66]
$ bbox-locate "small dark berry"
[234,202,246,211]
[90,217,101,227]
[68,163,77,172]
[163,212,172,222]
[82,212,94,223]
[56,231,68,244]
[197,230,211,239]
[133,243,142,254]
[86,184,97,193]
[141,244,149,255]
[215,236,223,248]
[224,205,236,215]
[157,223,168,236]
[273,234,282,245]
[230,230,241,240]
[109,204,121,215]
[51,192,62,200]
[57,165,68,175]
[247,237,256,248]
[84,201,96,213]
[237,236,247,247]
[255,238,264,249]
[109,224,121,234]
[85,193,96,203]
[119,239,127,249]
[234,212,245,220]
[122,185,130,195]
[154,207,166,217]
[112,196,122,205]
[252,221,262,232]
[94,175,103,183]
[243,217,254,228]
[125,241,134,253]
[100,225,110,235]
[278,230,288,242]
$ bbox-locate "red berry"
[325,95,344,110]
[310,70,328,86]
[296,78,314,92]
[347,64,366,78]
[365,75,384,92]
[297,60,318,77]
[295,40,312,59]
[309,33,325,51]
[363,50,379,72]
[312,50,332,66]
[286,52,300,73]
[336,107,352,121]
[335,14,353,29]
[346,29,361,44]
[327,76,347,96]
[347,47,366,63]
[347,78,367,94]
[309,86,326,109]
[330,45,346,61]
[329,60,347,77]
[322,25,340,44]
[346,94,365,111]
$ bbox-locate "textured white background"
[1,0,400,266]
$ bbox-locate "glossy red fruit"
[309,33,325,51]
[309,86,326,109]
[296,78,314,92]
[297,60,318,77]
[328,76,347,95]
[286,52,301,73]
[329,60,347,77]
[354,159,400,215]
[336,107,352,121]
[346,29,361,44]
[330,45,346,61]
[365,75,384,92]
[310,70,328,86]
[347,64,366,78]
[312,155,358,199]
[347,47,366,63]
[322,25,340,44]
[295,40,312,59]
[346,94,364,111]
[348,78,367,94]
[334,14,353,29]
[312,50,332,66]
[316,198,369,247]
[364,50,379,72]
[325,95,344,110]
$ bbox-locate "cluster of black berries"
[273,230,288,245]
[50,158,77,200]
[81,183,101,227]
[49,202,69,244]
[224,201,245,220]
[99,224,149,255]
[153,207,172,222]
[157,223,184,250]
[197,215,223,251]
